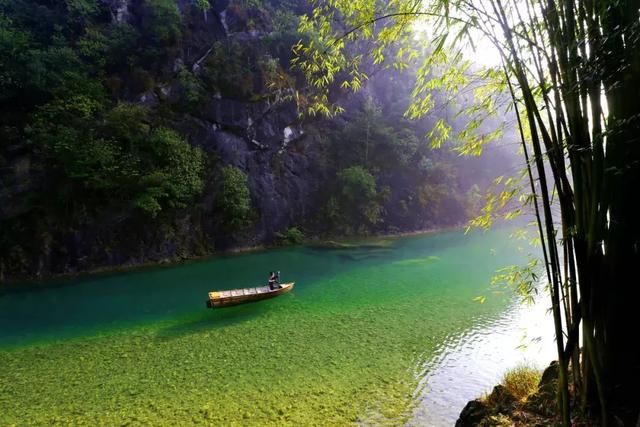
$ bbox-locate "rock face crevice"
[102,0,132,22]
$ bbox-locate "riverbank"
[455,361,613,426]
[0,225,465,286]
[456,362,559,426]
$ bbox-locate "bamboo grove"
[294,0,640,424]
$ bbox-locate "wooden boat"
[206,282,294,308]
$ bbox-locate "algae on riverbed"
[0,229,532,425]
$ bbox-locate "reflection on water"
[411,294,555,426]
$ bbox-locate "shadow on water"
[155,303,268,341]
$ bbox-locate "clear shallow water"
[411,293,555,425]
[0,228,554,425]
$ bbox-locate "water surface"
[0,228,554,425]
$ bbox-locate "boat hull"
[206,282,294,308]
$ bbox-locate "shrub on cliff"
[275,227,305,245]
[140,0,182,47]
[216,166,254,232]
[32,99,205,218]
[332,165,390,233]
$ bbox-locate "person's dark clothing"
[268,272,277,290]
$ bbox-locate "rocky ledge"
[456,362,561,427]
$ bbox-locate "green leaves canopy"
[32,100,204,218]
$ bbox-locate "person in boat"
[267,271,281,290]
[268,271,277,290]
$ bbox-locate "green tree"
[132,128,205,217]
[275,227,305,245]
[216,166,254,232]
[337,99,418,170]
[176,66,204,106]
[0,16,32,104]
[31,95,118,205]
[32,99,204,218]
[202,41,255,98]
[140,0,182,57]
[65,0,101,28]
[337,165,388,231]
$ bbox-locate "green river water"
[0,228,555,426]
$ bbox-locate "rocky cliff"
[0,0,518,282]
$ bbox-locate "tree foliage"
[0,0,205,277]
[295,0,640,424]
[337,98,418,169]
[312,87,483,234]
[334,165,389,232]
[32,100,204,218]
[216,166,254,232]
[201,41,256,98]
[140,0,182,47]
[275,227,305,245]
